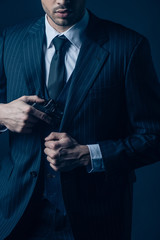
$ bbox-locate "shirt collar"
[45,10,89,49]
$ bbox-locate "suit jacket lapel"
[60,14,110,131]
[22,17,45,97]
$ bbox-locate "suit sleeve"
[0,30,7,132]
[0,30,7,104]
[99,37,160,177]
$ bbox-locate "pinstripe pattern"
[0,12,160,239]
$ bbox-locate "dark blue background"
[0,1,160,239]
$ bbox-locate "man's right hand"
[0,95,52,133]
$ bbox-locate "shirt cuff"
[87,144,105,173]
[0,125,7,133]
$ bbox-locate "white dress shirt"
[44,10,104,172]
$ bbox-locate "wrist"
[80,145,91,166]
[0,103,6,126]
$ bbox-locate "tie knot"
[52,36,67,51]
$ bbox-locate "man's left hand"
[44,132,91,172]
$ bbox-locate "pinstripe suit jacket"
[0,12,160,240]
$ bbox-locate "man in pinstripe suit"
[0,0,160,239]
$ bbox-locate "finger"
[44,140,61,150]
[20,114,39,124]
[46,156,60,166]
[20,95,45,104]
[59,138,75,148]
[45,132,67,141]
[44,147,59,160]
[50,163,59,172]
[30,107,52,124]
[46,149,80,167]
[44,139,71,152]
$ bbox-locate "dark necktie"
[48,36,68,100]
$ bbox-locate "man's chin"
[53,18,73,27]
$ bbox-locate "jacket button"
[30,171,38,178]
